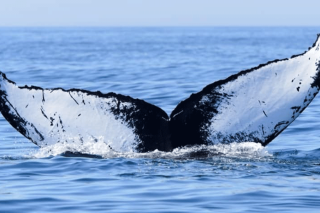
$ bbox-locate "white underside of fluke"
[0,81,139,152]
[200,39,320,144]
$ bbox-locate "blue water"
[1,27,320,212]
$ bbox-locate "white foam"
[26,141,271,159]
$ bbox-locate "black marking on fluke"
[41,107,48,119]
[69,92,79,105]
[263,110,268,117]
[0,35,320,152]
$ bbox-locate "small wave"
[26,139,271,160]
[272,148,320,162]
[171,142,271,159]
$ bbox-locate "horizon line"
[0,25,319,28]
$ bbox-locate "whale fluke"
[170,34,320,148]
[1,35,320,153]
[0,74,170,152]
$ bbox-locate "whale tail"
[1,35,320,153]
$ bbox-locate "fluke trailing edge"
[1,35,320,153]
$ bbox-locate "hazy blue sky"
[0,0,319,26]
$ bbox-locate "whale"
[0,35,320,153]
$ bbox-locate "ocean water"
[0,27,320,212]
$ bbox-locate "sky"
[0,0,319,27]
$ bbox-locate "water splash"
[26,139,271,160]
